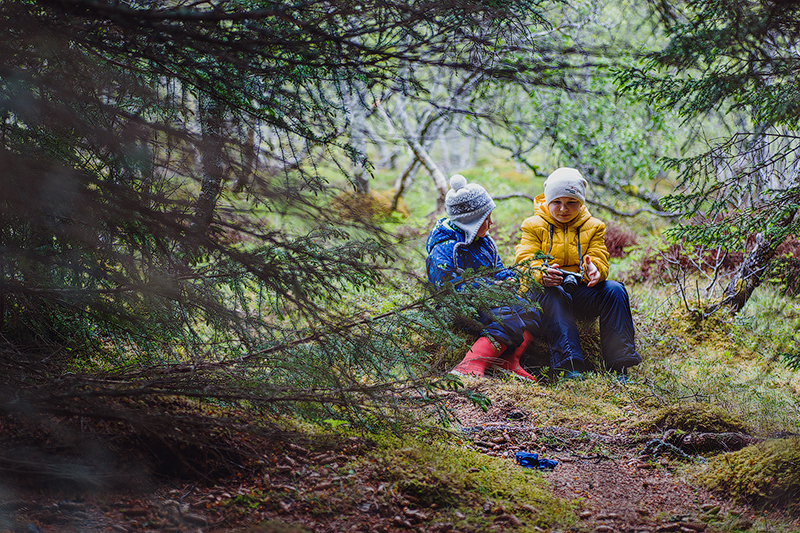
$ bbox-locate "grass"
[360,154,800,440]
[626,281,800,437]
[355,155,800,519]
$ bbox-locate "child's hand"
[542,263,564,287]
[584,256,601,287]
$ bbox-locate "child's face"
[548,197,582,224]
[476,213,493,238]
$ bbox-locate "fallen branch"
[666,430,760,453]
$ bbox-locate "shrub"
[604,223,638,259]
[771,237,800,297]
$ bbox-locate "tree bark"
[345,82,370,194]
[706,209,795,316]
[231,126,257,193]
[193,97,226,236]
[393,101,448,212]
[669,431,759,453]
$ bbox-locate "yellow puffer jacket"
[514,193,610,286]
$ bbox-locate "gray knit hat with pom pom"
[445,174,495,244]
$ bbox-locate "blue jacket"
[425,218,515,290]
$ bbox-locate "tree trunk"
[231,126,257,193]
[391,156,420,212]
[345,82,369,194]
[707,227,790,315]
[387,71,482,214]
[193,97,226,236]
[393,100,448,212]
[670,431,759,453]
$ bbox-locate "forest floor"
[1,377,798,533]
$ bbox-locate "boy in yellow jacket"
[514,167,641,380]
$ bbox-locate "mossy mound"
[632,402,748,434]
[361,437,575,530]
[696,437,800,506]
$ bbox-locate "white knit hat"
[445,174,495,244]
[544,167,587,205]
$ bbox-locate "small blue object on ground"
[515,451,558,470]
[561,370,584,381]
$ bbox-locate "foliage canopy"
[0,0,554,442]
[618,0,800,314]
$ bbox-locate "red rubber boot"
[493,330,537,382]
[450,337,506,378]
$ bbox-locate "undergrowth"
[694,437,800,508]
[358,435,576,532]
[626,281,800,436]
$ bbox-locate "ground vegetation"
[2,0,800,532]
[619,0,800,318]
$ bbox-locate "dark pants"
[535,280,640,372]
[472,296,542,350]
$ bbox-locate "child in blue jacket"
[426,175,540,381]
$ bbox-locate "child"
[514,167,641,379]
[426,175,540,381]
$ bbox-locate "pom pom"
[449,174,467,191]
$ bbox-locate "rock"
[58,502,86,512]
[494,514,522,526]
[680,520,706,531]
[403,508,429,521]
[182,513,208,527]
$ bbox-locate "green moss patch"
[632,402,748,434]
[696,437,800,506]
[359,436,576,531]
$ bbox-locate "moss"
[362,435,576,531]
[696,437,800,506]
[632,402,748,434]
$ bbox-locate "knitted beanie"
[544,167,587,205]
[445,174,495,244]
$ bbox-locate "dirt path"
[1,391,792,533]
[446,393,749,533]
